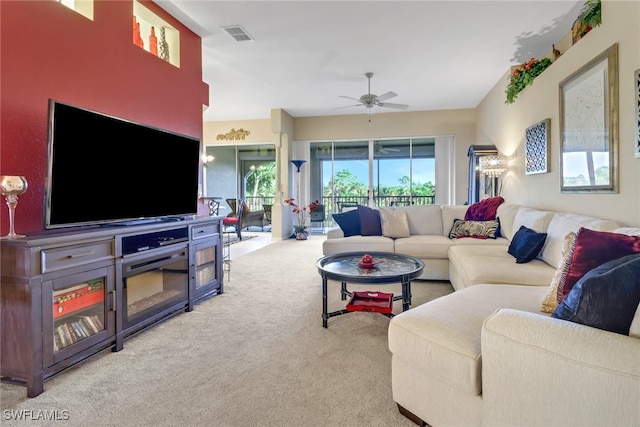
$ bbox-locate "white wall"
[202,1,640,227]
[475,0,640,226]
[204,109,477,208]
[292,109,476,205]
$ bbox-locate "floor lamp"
[290,160,306,237]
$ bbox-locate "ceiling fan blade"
[377,102,408,110]
[339,95,362,102]
[333,104,362,110]
[376,91,397,102]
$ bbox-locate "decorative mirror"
[559,43,618,193]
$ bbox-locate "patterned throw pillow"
[541,231,578,313]
[448,218,500,239]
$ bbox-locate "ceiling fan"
[337,72,409,117]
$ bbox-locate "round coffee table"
[316,251,424,328]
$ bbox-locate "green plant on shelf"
[505,57,552,104]
[575,0,602,37]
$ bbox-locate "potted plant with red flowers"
[284,198,320,240]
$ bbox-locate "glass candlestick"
[1,176,28,239]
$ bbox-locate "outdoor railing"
[242,195,435,230]
[244,197,275,212]
[313,195,435,227]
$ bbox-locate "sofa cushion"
[388,284,548,395]
[402,204,445,235]
[322,235,395,255]
[394,235,453,259]
[540,212,619,268]
[512,207,554,234]
[495,203,522,241]
[558,228,640,302]
[508,226,547,263]
[357,205,382,236]
[541,231,578,313]
[464,196,504,221]
[452,236,509,247]
[441,205,470,236]
[448,219,500,239]
[630,304,640,338]
[448,245,555,289]
[379,207,410,238]
[552,253,640,335]
[332,209,361,237]
[614,227,640,236]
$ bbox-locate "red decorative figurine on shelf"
[149,26,158,56]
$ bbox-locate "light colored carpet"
[225,234,258,246]
[0,236,453,426]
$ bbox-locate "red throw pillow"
[464,196,505,221]
[557,228,640,302]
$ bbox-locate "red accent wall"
[0,0,209,234]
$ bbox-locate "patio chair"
[310,204,325,226]
[223,199,244,240]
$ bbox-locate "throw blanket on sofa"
[465,196,504,221]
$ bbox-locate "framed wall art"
[635,68,640,158]
[525,118,550,175]
[559,43,618,193]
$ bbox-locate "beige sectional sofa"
[323,204,510,281]
[323,203,640,426]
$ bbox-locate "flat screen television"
[45,99,201,229]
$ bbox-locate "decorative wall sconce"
[1,175,28,239]
[479,155,508,177]
[201,154,214,167]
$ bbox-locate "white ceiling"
[155,0,584,122]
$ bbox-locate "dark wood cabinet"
[1,217,222,397]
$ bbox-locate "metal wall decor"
[635,68,640,159]
[525,118,550,175]
[216,128,251,141]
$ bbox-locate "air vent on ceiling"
[221,26,254,42]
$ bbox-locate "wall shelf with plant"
[505,57,552,104]
[572,0,602,44]
[504,0,602,105]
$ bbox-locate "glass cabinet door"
[53,278,106,351]
[43,266,115,367]
[195,242,216,290]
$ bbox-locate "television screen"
[45,100,201,229]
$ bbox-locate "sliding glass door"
[310,138,436,228]
[204,144,275,221]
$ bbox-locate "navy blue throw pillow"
[332,209,361,237]
[507,225,547,263]
[358,205,382,236]
[552,253,640,335]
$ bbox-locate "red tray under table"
[346,291,394,314]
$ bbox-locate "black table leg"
[341,282,348,300]
[401,279,412,311]
[322,276,328,328]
